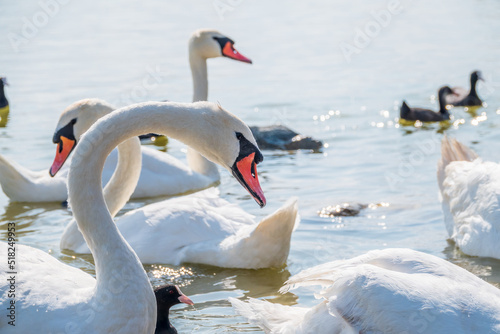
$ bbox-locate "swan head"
[189,29,252,64]
[187,102,266,207]
[49,98,114,176]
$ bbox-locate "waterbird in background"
[444,70,484,107]
[0,77,9,127]
[400,86,456,122]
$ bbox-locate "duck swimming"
[400,86,455,122]
[444,70,484,107]
[0,77,9,127]
[154,285,194,334]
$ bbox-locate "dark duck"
[154,285,194,334]
[0,77,9,127]
[400,86,455,122]
[444,70,484,107]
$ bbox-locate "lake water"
[1,0,500,332]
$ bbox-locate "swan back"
[438,138,500,258]
[233,249,500,333]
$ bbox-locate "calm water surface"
[1,0,500,332]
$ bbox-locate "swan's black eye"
[235,132,243,140]
[169,289,174,294]
[71,118,77,125]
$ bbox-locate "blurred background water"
[1,0,500,332]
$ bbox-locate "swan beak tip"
[232,152,266,208]
[50,136,76,177]
[223,42,252,64]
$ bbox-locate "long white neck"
[67,102,219,329]
[60,136,141,250]
[103,137,142,217]
[69,102,219,267]
[188,50,219,178]
[190,51,208,102]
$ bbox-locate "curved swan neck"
[102,137,142,217]
[67,102,218,327]
[188,49,220,179]
[68,102,217,266]
[61,136,142,250]
[189,52,208,102]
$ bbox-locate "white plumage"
[0,243,148,333]
[62,134,298,268]
[231,248,500,334]
[438,137,500,259]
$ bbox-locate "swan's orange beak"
[178,294,194,306]
[50,136,76,177]
[222,42,252,64]
[232,152,266,208]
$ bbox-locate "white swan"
[437,136,500,259]
[0,29,252,202]
[54,99,297,269]
[62,187,298,268]
[50,98,221,199]
[0,100,266,333]
[230,248,500,333]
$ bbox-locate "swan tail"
[233,197,299,269]
[0,155,38,201]
[252,197,298,268]
[0,155,68,202]
[229,297,307,333]
[437,136,478,191]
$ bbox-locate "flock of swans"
[0,29,500,333]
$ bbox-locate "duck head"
[0,77,8,87]
[438,86,456,112]
[471,70,484,84]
